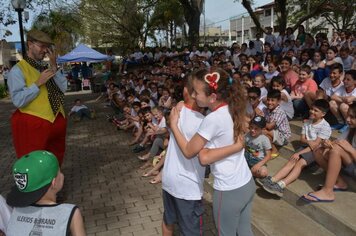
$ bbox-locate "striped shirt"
[264,105,291,140]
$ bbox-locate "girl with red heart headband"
[169,68,255,235]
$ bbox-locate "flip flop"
[142,170,159,177]
[137,155,149,161]
[149,178,162,184]
[301,192,334,203]
[317,184,348,192]
[271,153,279,159]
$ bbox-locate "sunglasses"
[249,96,259,100]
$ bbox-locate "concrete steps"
[204,119,356,236]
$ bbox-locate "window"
[265,9,271,17]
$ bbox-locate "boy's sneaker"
[132,145,145,153]
[262,181,284,197]
[255,176,272,187]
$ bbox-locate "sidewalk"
[0,92,217,236]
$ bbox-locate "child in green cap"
[6,150,86,236]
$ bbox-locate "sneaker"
[255,176,272,187]
[263,181,284,197]
[132,145,145,153]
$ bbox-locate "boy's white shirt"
[162,105,206,200]
[0,195,12,233]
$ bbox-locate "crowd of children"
[103,29,355,234]
[1,28,356,235]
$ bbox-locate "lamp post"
[11,0,26,57]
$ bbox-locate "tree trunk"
[179,0,203,46]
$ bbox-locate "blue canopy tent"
[57,44,109,63]
[57,44,109,91]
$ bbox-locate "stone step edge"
[203,178,336,236]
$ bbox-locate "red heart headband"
[204,72,220,91]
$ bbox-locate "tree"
[318,0,356,31]
[178,0,204,46]
[78,0,158,51]
[150,0,185,47]
[239,0,337,34]
[0,0,67,37]
[31,7,83,55]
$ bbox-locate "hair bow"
[204,72,220,91]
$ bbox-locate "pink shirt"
[282,70,299,89]
[292,79,318,95]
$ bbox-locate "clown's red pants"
[11,110,67,166]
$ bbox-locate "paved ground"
[0,92,217,236]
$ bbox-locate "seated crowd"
[106,28,355,203]
[1,28,356,235]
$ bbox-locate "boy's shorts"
[162,190,204,235]
[299,151,315,165]
[294,146,315,165]
[343,163,356,179]
[244,151,264,168]
[272,130,288,146]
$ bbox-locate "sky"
[204,0,272,29]
[3,0,272,42]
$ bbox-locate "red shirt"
[292,78,318,95]
[282,70,299,89]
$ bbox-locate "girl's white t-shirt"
[280,89,294,119]
[162,105,206,200]
[197,105,252,191]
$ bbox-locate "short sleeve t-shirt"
[334,85,356,97]
[70,104,88,113]
[302,118,331,141]
[162,105,205,200]
[245,133,272,160]
[320,78,344,97]
[197,105,252,191]
[280,89,294,119]
[292,79,318,94]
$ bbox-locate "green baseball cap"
[6,150,59,207]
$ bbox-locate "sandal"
[149,178,162,184]
[271,153,279,159]
[137,155,150,161]
[142,170,159,177]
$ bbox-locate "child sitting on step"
[263,89,291,157]
[245,116,272,178]
[301,102,356,202]
[258,99,331,197]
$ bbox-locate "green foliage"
[32,7,83,55]
[0,84,7,99]
[150,0,185,46]
[79,0,154,52]
[0,0,67,37]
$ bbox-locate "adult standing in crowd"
[8,29,67,166]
